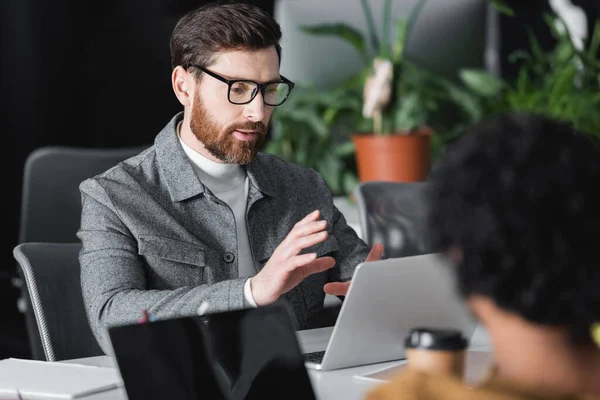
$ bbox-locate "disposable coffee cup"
[404,327,468,379]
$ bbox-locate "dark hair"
[428,113,600,343]
[170,1,282,72]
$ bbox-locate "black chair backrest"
[353,181,432,259]
[13,242,103,361]
[19,145,147,243]
[17,145,145,360]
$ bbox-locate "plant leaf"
[334,141,356,157]
[262,141,282,157]
[278,106,330,138]
[515,65,531,95]
[405,0,428,45]
[526,27,548,76]
[459,69,505,98]
[394,92,424,132]
[491,0,515,16]
[317,154,343,195]
[444,82,485,122]
[380,0,392,59]
[392,18,408,63]
[341,171,359,196]
[508,50,532,64]
[588,19,600,63]
[360,0,380,51]
[301,23,367,61]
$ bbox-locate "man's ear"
[172,66,193,106]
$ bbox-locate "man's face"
[189,47,279,164]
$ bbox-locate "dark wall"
[0,0,274,360]
[499,0,600,81]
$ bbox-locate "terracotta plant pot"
[352,128,431,182]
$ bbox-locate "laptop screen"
[108,304,316,400]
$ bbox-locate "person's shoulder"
[365,369,514,400]
[80,145,155,192]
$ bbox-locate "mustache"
[228,121,267,135]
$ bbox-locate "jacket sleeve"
[77,178,246,354]
[329,203,371,283]
[307,173,371,285]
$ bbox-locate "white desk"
[58,326,492,400]
[61,351,492,400]
[60,355,401,400]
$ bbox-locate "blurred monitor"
[275,0,489,86]
[109,304,316,400]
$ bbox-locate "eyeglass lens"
[229,81,290,105]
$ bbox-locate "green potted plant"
[301,0,444,183]
[454,11,600,138]
[265,84,362,196]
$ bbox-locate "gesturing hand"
[322,243,384,297]
[250,210,336,306]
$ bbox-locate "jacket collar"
[155,112,275,202]
[245,154,275,198]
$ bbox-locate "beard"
[189,94,268,165]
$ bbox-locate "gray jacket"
[78,113,369,353]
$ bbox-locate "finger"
[323,281,351,297]
[286,220,327,243]
[286,254,333,273]
[366,243,384,262]
[297,256,336,278]
[275,221,327,259]
[290,252,318,267]
[294,210,321,228]
[282,230,328,259]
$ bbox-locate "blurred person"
[78,1,382,353]
[366,113,600,400]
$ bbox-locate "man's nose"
[242,91,265,122]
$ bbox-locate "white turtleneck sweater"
[178,128,257,307]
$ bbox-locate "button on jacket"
[78,112,370,353]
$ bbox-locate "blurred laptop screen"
[108,304,316,400]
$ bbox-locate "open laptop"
[299,253,478,371]
[108,303,316,400]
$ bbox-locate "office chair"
[353,181,432,259]
[12,242,103,361]
[18,145,147,244]
[16,145,147,360]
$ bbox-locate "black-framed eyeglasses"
[186,64,295,106]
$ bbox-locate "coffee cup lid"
[404,327,468,351]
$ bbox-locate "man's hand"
[250,210,336,306]
[322,243,384,297]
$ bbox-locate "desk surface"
[59,326,492,400]
[62,350,493,400]
[0,325,490,399]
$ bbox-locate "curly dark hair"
[428,113,600,343]
[170,1,282,71]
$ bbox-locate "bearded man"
[78,2,381,353]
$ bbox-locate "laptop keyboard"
[303,350,325,364]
